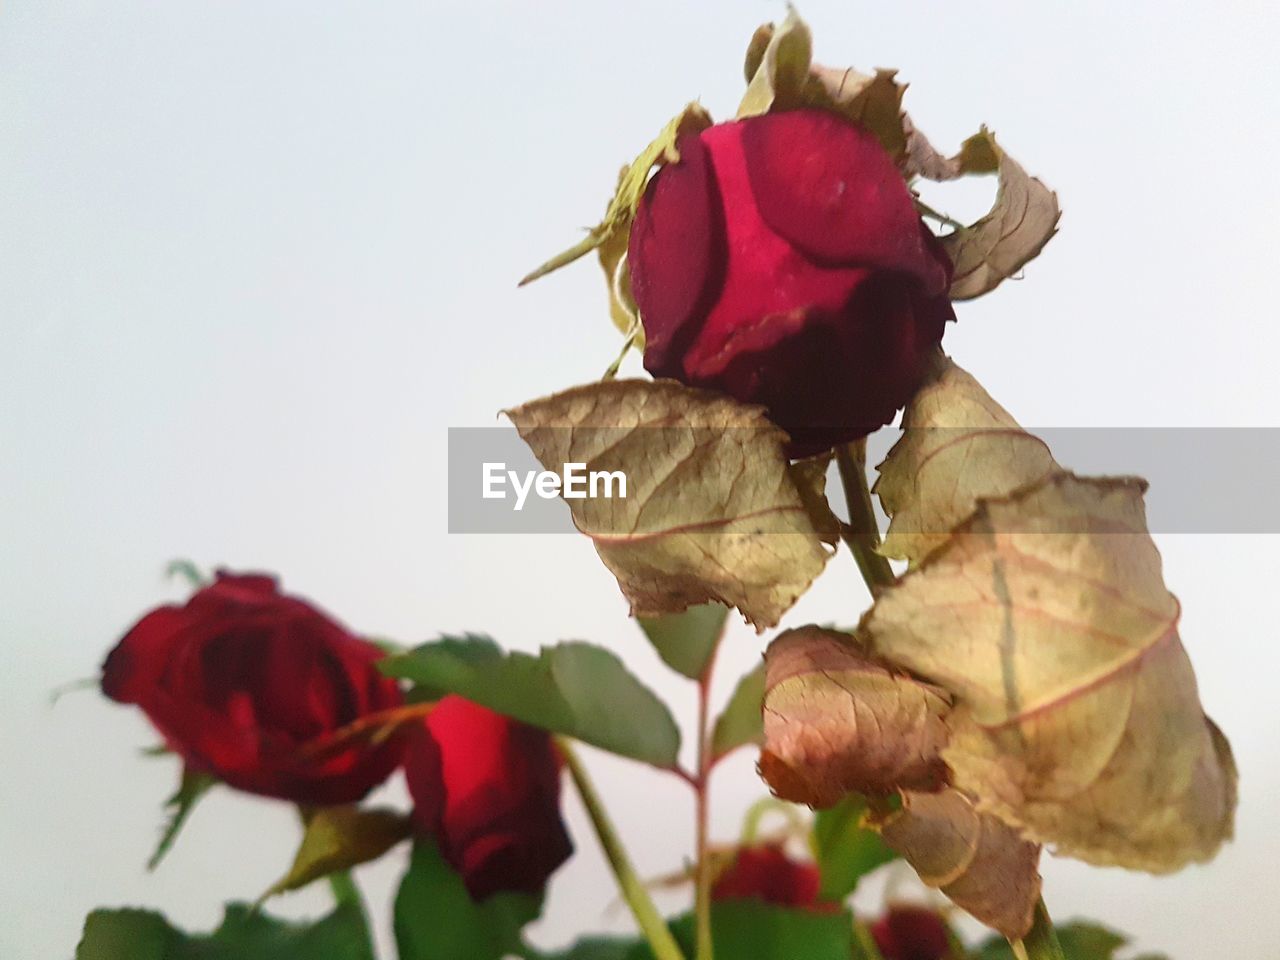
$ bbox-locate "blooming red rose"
[871,905,952,960]
[629,108,954,457]
[711,843,823,908]
[404,696,573,901]
[101,571,404,805]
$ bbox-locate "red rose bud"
[101,572,404,805]
[871,905,952,960]
[711,843,823,908]
[629,108,954,457]
[404,696,572,901]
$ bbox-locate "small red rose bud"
[871,905,952,960]
[712,843,823,909]
[101,571,404,805]
[404,696,573,901]
[629,108,954,457]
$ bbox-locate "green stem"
[1016,899,1065,960]
[834,440,895,590]
[559,739,687,960]
[852,918,887,960]
[692,645,719,960]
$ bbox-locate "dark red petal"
[411,697,572,898]
[740,109,946,294]
[689,271,952,458]
[871,906,951,960]
[712,845,823,909]
[629,132,727,377]
[101,605,190,704]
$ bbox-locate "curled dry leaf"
[506,380,834,630]
[875,355,1059,567]
[927,128,1061,300]
[864,473,1237,872]
[738,12,907,161]
[760,626,951,806]
[874,788,1042,940]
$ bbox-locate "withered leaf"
[928,128,1060,300]
[760,626,951,806]
[520,102,712,287]
[738,12,906,160]
[864,473,1237,872]
[875,355,1059,567]
[261,806,412,901]
[875,788,1042,940]
[506,380,833,629]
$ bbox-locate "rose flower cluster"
[101,571,572,899]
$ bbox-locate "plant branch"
[1014,899,1066,960]
[692,638,722,960]
[559,738,687,960]
[834,440,895,590]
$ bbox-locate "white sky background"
[2,1,1278,957]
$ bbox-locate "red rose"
[871,905,952,960]
[629,108,954,457]
[404,696,573,900]
[101,572,404,805]
[711,844,823,908]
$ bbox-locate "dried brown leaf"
[506,380,833,630]
[875,355,1059,567]
[875,788,1042,939]
[760,626,951,806]
[864,473,1236,872]
[932,128,1061,300]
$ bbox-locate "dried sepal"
[921,127,1061,300]
[520,102,713,287]
[738,11,907,161]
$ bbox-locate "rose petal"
[629,132,727,377]
[741,109,946,294]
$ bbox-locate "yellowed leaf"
[875,788,1042,940]
[864,473,1236,872]
[520,102,713,287]
[261,806,411,901]
[760,626,951,807]
[930,128,1060,300]
[875,355,1059,567]
[506,380,833,630]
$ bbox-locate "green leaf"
[77,902,375,960]
[710,663,765,761]
[261,806,412,900]
[975,920,1166,959]
[633,901,855,960]
[394,841,542,960]
[381,635,681,768]
[148,765,216,870]
[538,936,644,960]
[638,603,729,680]
[811,795,897,901]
